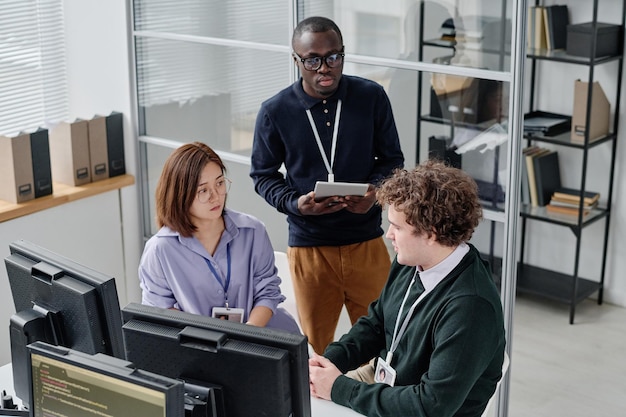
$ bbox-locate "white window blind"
[0,0,69,137]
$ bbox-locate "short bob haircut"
[155,141,226,237]
[376,159,483,247]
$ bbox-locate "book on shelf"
[544,5,569,50]
[520,146,536,205]
[549,197,598,210]
[533,150,561,207]
[552,187,600,205]
[524,146,551,207]
[529,6,547,50]
[546,203,592,217]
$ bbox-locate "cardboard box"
[431,73,504,125]
[49,120,92,186]
[566,22,623,58]
[0,134,35,203]
[571,80,610,143]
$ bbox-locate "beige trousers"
[287,237,390,354]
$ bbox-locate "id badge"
[211,306,244,323]
[374,356,397,386]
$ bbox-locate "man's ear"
[426,230,438,245]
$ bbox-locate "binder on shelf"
[88,111,125,180]
[49,120,92,186]
[524,111,571,136]
[87,116,110,181]
[105,112,126,177]
[532,150,561,207]
[571,80,610,144]
[0,133,35,204]
[29,128,53,198]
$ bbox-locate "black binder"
[523,111,571,136]
[105,112,126,177]
[29,128,53,198]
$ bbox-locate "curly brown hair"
[155,142,226,236]
[376,159,482,247]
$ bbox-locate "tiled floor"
[508,295,626,417]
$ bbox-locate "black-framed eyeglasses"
[196,177,231,204]
[293,51,345,71]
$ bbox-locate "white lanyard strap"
[387,268,431,365]
[305,99,342,182]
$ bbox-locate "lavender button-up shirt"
[139,209,299,333]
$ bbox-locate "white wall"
[0,0,142,367]
[63,0,143,305]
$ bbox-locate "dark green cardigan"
[324,244,505,417]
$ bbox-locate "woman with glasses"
[139,142,300,333]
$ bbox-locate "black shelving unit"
[520,0,625,323]
[416,1,510,276]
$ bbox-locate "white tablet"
[314,181,369,200]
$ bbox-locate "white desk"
[0,363,21,410]
[0,363,360,416]
[311,396,363,416]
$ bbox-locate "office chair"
[274,251,303,333]
[481,351,510,417]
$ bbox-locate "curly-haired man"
[309,159,505,417]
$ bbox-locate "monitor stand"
[9,306,62,409]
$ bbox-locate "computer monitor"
[121,302,311,417]
[27,341,184,417]
[4,239,125,408]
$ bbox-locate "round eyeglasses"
[196,177,231,203]
[293,51,345,71]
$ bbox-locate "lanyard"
[386,268,432,366]
[305,99,342,182]
[204,244,231,307]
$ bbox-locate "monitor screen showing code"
[30,353,167,417]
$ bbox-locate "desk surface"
[0,363,361,416]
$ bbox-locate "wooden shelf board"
[0,174,135,223]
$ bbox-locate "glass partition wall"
[130,1,525,416]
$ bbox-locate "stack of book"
[547,188,600,216]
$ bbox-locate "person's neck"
[194,217,226,256]
[418,244,457,272]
